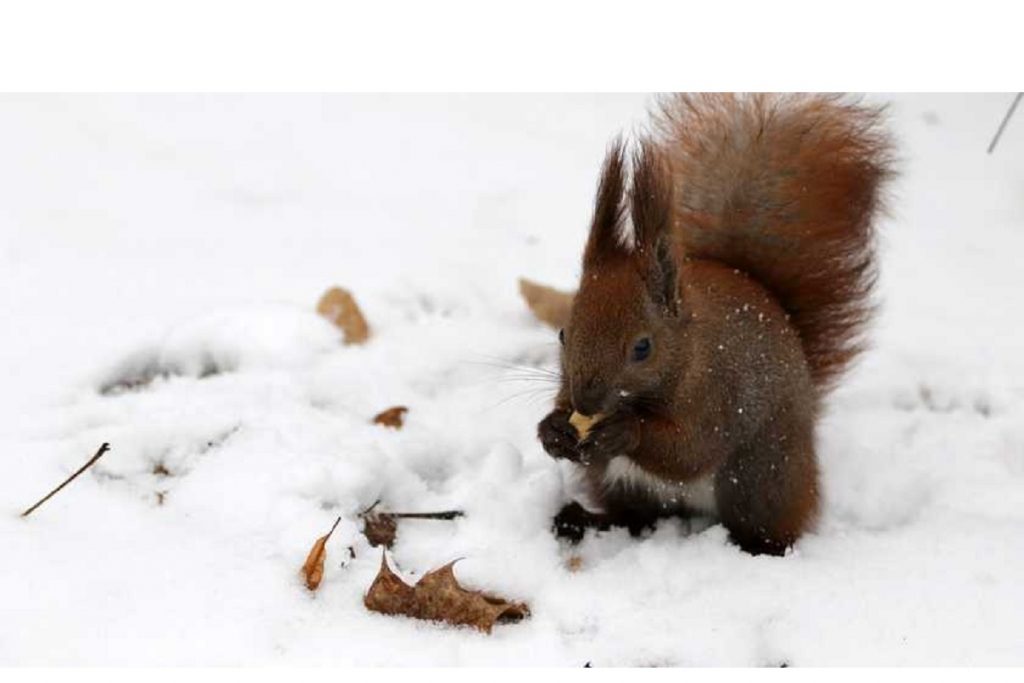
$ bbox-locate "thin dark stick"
[21,443,111,518]
[357,500,463,521]
[987,92,1023,154]
[325,515,342,537]
[360,498,381,516]
[383,510,464,520]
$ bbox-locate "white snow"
[1,94,1023,665]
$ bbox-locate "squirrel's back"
[653,94,894,393]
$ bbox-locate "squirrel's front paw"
[578,411,640,464]
[538,409,582,462]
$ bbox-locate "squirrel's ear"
[631,139,680,315]
[583,138,628,267]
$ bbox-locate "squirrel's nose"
[572,379,606,417]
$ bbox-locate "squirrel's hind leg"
[552,499,663,542]
[553,501,611,542]
[714,410,820,556]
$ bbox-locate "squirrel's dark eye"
[632,337,652,362]
[558,328,566,346]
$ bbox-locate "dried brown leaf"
[363,552,417,614]
[518,278,574,329]
[362,512,398,548]
[316,286,370,345]
[372,406,408,429]
[364,553,529,634]
[301,516,341,591]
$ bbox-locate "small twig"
[358,506,464,549]
[21,443,111,518]
[383,510,465,520]
[325,515,342,538]
[987,92,1022,154]
[357,499,463,522]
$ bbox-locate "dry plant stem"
[325,515,342,537]
[356,500,463,521]
[21,442,111,518]
[988,92,1023,154]
[384,511,464,520]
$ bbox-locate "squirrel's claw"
[538,409,584,462]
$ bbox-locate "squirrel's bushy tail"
[653,93,894,393]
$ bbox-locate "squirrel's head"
[561,138,689,417]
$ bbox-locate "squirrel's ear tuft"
[631,139,680,315]
[583,137,628,267]
[631,139,671,251]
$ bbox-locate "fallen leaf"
[301,516,342,591]
[364,552,529,634]
[518,278,574,330]
[316,286,370,345]
[372,406,408,429]
[362,512,398,548]
[363,552,417,615]
[566,555,583,572]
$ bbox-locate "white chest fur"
[602,456,718,515]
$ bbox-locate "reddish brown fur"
[653,94,894,393]
[539,94,894,555]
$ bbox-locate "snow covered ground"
[1,93,1022,666]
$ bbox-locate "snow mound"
[97,304,343,393]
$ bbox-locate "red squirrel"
[537,94,893,555]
